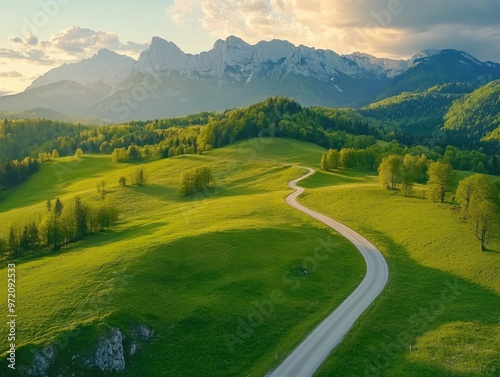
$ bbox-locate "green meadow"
[301,169,499,377]
[0,137,498,376]
[0,138,365,376]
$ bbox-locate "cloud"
[0,47,54,65]
[49,25,147,55]
[0,71,24,78]
[6,25,148,66]
[167,0,500,61]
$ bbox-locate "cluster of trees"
[377,156,454,202]
[376,155,499,250]
[111,145,145,163]
[377,154,429,196]
[0,157,39,192]
[2,196,119,258]
[179,167,213,196]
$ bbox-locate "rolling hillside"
[0,139,365,376]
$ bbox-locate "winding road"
[268,167,389,377]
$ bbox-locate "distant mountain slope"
[360,83,474,134]
[0,108,106,124]
[443,79,500,140]
[379,50,500,99]
[1,37,500,121]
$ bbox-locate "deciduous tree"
[378,155,402,191]
[427,161,454,203]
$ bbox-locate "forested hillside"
[360,83,473,134]
[443,79,500,145]
[1,96,499,195]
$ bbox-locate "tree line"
[1,97,499,196]
[0,157,39,192]
[1,196,119,258]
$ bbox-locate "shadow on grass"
[315,228,499,377]
[113,226,364,377]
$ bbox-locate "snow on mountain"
[409,49,441,66]
[27,49,137,94]
[5,36,500,121]
[344,52,409,78]
[137,36,368,82]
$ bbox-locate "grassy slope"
[0,138,366,376]
[300,170,499,377]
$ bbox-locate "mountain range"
[2,36,500,122]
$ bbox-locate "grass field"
[300,169,499,377]
[0,138,366,376]
[0,137,498,376]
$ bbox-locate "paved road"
[268,167,389,377]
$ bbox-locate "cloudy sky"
[1,0,499,94]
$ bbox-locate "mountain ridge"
[1,36,500,121]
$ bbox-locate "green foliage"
[74,148,84,158]
[118,176,127,187]
[320,149,340,171]
[361,86,465,134]
[179,166,213,196]
[469,200,498,251]
[196,97,377,153]
[3,196,119,257]
[456,174,499,250]
[427,161,454,203]
[132,167,146,186]
[0,157,39,191]
[378,155,403,190]
[456,174,497,215]
[444,80,500,140]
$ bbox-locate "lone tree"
[427,161,454,203]
[132,167,146,186]
[456,174,496,217]
[96,180,107,199]
[75,148,84,158]
[378,155,402,191]
[470,200,497,251]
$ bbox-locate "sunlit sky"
[1,0,499,95]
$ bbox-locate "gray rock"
[24,346,56,377]
[91,327,126,373]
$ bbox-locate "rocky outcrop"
[16,324,155,376]
[23,346,56,377]
[86,327,125,373]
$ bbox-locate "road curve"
[268,167,389,377]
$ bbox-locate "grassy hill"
[0,138,498,376]
[301,170,499,376]
[0,138,365,376]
